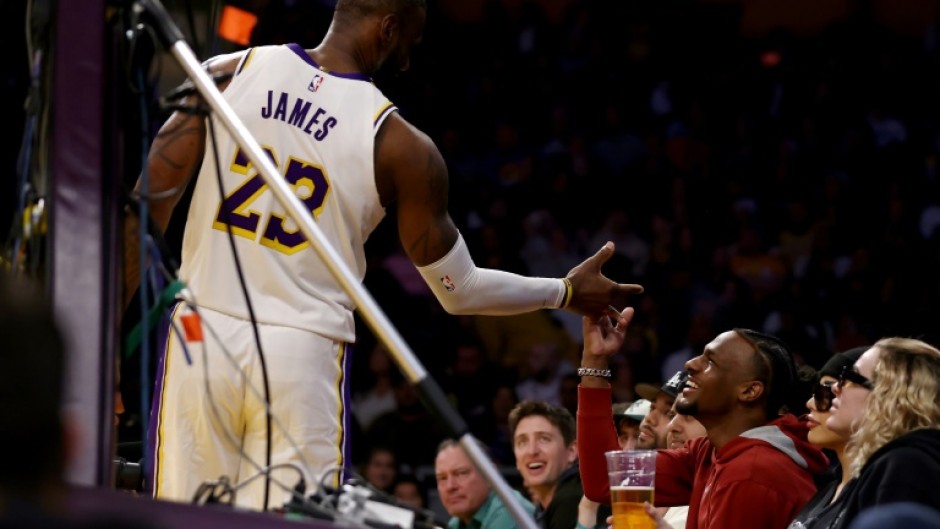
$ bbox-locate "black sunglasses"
[838,365,874,390]
[813,382,835,412]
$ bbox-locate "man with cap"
[577,307,828,529]
[613,400,650,450]
[634,371,688,450]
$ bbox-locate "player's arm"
[375,113,643,317]
[122,52,243,308]
[134,52,242,230]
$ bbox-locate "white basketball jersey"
[179,44,394,342]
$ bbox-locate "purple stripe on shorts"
[342,342,353,484]
[146,302,180,494]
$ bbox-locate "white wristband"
[416,233,566,315]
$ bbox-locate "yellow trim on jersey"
[332,342,347,489]
[154,303,185,498]
[238,47,258,75]
[372,101,395,124]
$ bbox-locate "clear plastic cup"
[605,450,657,529]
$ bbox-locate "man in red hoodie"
[577,308,828,529]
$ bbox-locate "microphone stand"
[133,2,537,529]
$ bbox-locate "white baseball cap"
[622,399,652,421]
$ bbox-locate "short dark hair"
[392,472,427,507]
[335,0,426,19]
[734,329,796,419]
[507,400,576,446]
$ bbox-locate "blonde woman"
[826,338,940,529]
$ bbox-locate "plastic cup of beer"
[605,449,656,529]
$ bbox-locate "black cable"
[182,0,201,57]
[136,63,154,476]
[206,116,273,510]
[230,463,306,495]
[207,0,222,56]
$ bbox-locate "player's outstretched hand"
[565,241,643,317]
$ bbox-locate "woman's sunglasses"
[814,367,874,412]
[813,382,835,412]
[838,365,874,390]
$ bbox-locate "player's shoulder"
[377,112,437,160]
[201,49,251,74]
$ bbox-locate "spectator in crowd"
[471,382,521,466]
[825,338,940,529]
[508,401,609,529]
[444,338,502,427]
[360,445,398,494]
[664,399,707,451]
[516,342,576,407]
[435,439,535,529]
[633,371,688,449]
[392,473,427,511]
[786,346,868,529]
[578,307,828,529]
[613,399,649,450]
[352,344,398,431]
[367,373,448,469]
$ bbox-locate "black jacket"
[831,428,940,529]
[535,462,611,529]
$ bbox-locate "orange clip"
[180,311,204,342]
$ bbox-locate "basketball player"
[125,0,643,511]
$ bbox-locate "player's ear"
[380,14,399,43]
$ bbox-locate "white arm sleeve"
[416,233,567,315]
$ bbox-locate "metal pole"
[137,2,537,528]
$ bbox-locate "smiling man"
[577,308,828,529]
[634,371,688,449]
[509,401,609,529]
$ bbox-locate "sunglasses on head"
[838,365,874,391]
[813,381,835,412]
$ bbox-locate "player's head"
[334,0,427,73]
